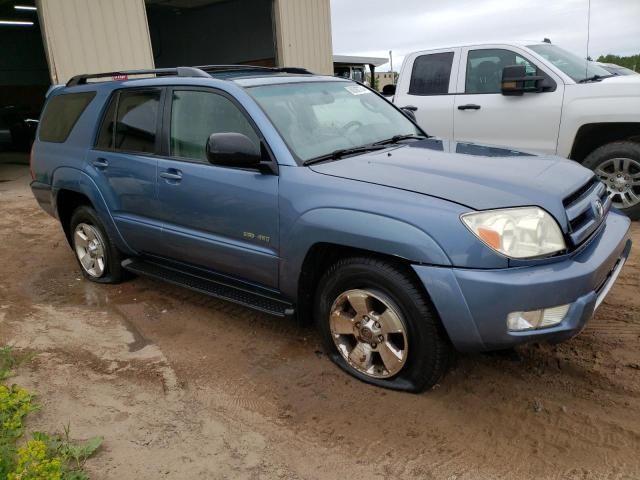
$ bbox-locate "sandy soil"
[1,163,639,480]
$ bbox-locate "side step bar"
[122,258,294,318]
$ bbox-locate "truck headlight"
[461,207,566,259]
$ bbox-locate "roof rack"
[66,64,313,87]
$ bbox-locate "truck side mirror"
[501,65,545,96]
[206,133,261,168]
[382,84,396,96]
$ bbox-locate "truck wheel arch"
[570,123,640,163]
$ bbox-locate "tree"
[596,53,639,72]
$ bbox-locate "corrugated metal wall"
[273,0,333,75]
[37,0,155,84]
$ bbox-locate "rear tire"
[314,257,452,392]
[69,206,124,284]
[583,141,640,220]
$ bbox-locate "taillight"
[29,143,35,180]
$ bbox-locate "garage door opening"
[146,0,277,68]
[0,0,49,164]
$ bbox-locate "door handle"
[160,169,183,182]
[458,104,481,111]
[93,158,109,169]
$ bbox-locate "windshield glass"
[248,81,422,163]
[527,44,611,82]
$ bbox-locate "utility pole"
[389,50,394,84]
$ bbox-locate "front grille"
[563,176,611,247]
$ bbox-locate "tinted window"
[170,90,259,162]
[39,92,96,143]
[409,52,454,95]
[95,95,117,150]
[113,90,160,154]
[465,49,540,94]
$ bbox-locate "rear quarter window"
[39,91,96,143]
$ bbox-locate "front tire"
[69,206,124,283]
[314,257,452,392]
[583,141,640,220]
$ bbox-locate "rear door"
[154,87,280,289]
[394,48,460,139]
[453,45,564,154]
[87,88,166,253]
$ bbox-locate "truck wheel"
[314,257,452,392]
[583,141,640,220]
[69,206,124,283]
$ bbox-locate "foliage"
[0,347,102,480]
[8,440,62,480]
[596,53,639,72]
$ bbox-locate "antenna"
[585,0,591,79]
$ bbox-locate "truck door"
[453,45,564,154]
[394,48,460,139]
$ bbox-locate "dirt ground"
[1,162,639,480]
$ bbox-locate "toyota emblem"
[593,199,604,219]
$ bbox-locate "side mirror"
[206,133,261,168]
[382,84,396,96]
[400,105,417,122]
[501,65,545,96]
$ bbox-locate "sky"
[330,0,640,71]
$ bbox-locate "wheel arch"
[51,167,134,254]
[570,122,640,163]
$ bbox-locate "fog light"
[507,304,571,331]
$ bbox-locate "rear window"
[39,92,96,143]
[95,89,160,154]
[409,52,454,95]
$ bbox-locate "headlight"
[461,207,566,259]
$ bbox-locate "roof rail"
[66,66,210,87]
[65,64,313,87]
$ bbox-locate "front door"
[453,46,564,155]
[155,88,279,289]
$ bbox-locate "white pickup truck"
[391,41,640,219]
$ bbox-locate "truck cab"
[393,41,640,218]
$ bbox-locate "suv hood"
[309,139,594,229]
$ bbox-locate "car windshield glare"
[527,44,611,82]
[248,81,422,163]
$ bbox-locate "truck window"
[39,92,96,143]
[96,90,161,154]
[169,90,259,162]
[408,52,454,95]
[465,49,538,94]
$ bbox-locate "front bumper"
[414,210,632,352]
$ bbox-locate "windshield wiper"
[578,74,614,83]
[303,145,388,166]
[374,134,428,146]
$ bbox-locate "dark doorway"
[146,0,277,68]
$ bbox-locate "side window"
[39,92,96,143]
[409,52,454,95]
[95,95,117,150]
[101,90,161,154]
[465,49,540,94]
[169,90,259,162]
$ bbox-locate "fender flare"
[50,166,135,254]
[279,208,451,299]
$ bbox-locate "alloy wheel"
[329,289,408,379]
[73,223,106,278]
[595,157,640,209]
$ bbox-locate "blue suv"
[30,65,632,392]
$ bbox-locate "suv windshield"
[248,81,422,163]
[527,44,611,82]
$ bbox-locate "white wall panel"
[273,0,333,74]
[38,0,154,84]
